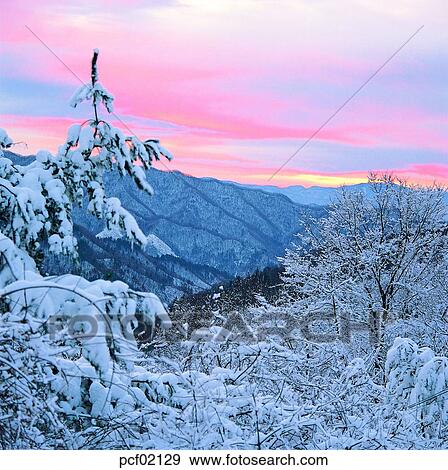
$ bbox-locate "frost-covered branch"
[0,50,173,257]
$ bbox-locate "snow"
[66,124,82,145]
[78,125,95,152]
[69,81,114,114]
[411,357,448,436]
[69,83,94,109]
[146,234,177,257]
[0,128,13,154]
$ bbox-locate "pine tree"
[0,50,172,448]
[0,50,172,260]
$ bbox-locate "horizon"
[8,148,447,192]
[1,0,447,188]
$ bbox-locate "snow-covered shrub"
[385,337,421,405]
[0,233,69,448]
[0,129,12,155]
[411,356,448,438]
[0,230,172,448]
[384,337,448,443]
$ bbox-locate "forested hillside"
[4,151,322,302]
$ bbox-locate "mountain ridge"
[2,152,323,301]
[227,180,372,205]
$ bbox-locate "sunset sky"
[0,0,447,187]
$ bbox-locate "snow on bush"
[0,129,13,154]
[0,177,172,448]
[411,356,448,438]
[380,337,448,444]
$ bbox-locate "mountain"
[3,152,323,302]
[230,181,372,205]
[239,182,448,206]
[98,169,322,272]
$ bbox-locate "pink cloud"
[4,112,448,189]
[1,0,446,190]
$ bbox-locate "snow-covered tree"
[0,50,173,448]
[281,174,448,347]
[0,49,172,260]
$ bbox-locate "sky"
[0,0,447,187]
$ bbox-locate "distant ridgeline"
[3,152,323,302]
